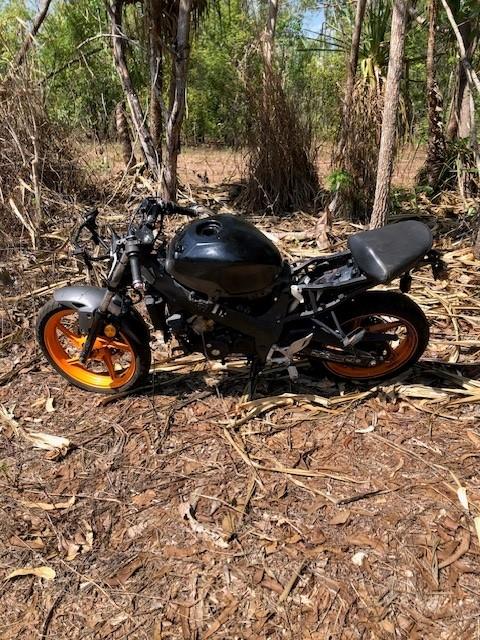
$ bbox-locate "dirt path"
[176,144,426,190]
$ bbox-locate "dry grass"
[238,72,320,214]
[0,68,88,251]
[0,178,480,638]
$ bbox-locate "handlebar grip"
[172,203,198,217]
[129,253,143,290]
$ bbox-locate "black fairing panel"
[166,214,283,297]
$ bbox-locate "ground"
[0,147,479,639]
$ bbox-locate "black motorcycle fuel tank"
[165,214,284,298]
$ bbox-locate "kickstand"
[247,358,263,401]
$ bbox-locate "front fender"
[53,286,150,345]
[54,286,122,331]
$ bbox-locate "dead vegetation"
[239,71,321,215]
[0,175,480,637]
[0,67,88,250]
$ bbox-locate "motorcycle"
[36,197,445,395]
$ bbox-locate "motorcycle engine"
[166,312,254,360]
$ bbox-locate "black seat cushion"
[348,221,433,283]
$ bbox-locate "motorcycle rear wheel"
[37,300,151,393]
[309,291,429,382]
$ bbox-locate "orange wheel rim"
[324,314,419,379]
[44,310,136,390]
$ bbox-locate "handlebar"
[141,198,199,229]
[72,198,202,279]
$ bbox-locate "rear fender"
[53,286,150,344]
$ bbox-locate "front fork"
[79,251,129,363]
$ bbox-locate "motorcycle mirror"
[84,208,99,229]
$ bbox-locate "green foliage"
[1,0,475,151]
[326,169,352,192]
[38,0,122,134]
[0,0,30,69]
[279,7,345,140]
[184,0,254,144]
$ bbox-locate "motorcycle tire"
[37,299,151,394]
[308,291,429,383]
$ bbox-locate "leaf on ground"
[22,496,75,511]
[329,510,351,525]
[26,431,70,452]
[474,517,480,547]
[163,545,199,558]
[355,424,375,434]
[78,520,94,551]
[0,405,21,437]
[5,566,56,581]
[45,397,55,413]
[132,489,156,507]
[65,542,80,561]
[456,486,469,512]
[380,619,395,634]
[9,535,45,550]
[221,512,237,539]
[179,501,229,548]
[466,430,480,448]
[203,598,240,639]
[347,534,386,555]
[104,556,144,587]
[438,528,471,569]
[351,551,367,567]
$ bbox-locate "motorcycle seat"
[348,220,433,283]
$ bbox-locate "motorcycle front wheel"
[309,291,429,382]
[37,300,151,393]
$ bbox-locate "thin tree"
[162,0,194,200]
[330,0,367,218]
[13,0,53,68]
[442,0,480,140]
[115,101,136,168]
[370,0,410,229]
[419,0,447,189]
[107,0,160,178]
[337,0,367,161]
[146,0,164,153]
[261,0,278,72]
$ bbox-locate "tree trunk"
[107,0,159,179]
[370,0,409,229]
[115,101,135,168]
[162,0,193,201]
[261,0,279,73]
[441,0,480,184]
[446,19,473,140]
[146,0,164,154]
[423,0,446,188]
[337,0,367,159]
[13,0,53,67]
[441,0,480,98]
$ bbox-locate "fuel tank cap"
[196,220,222,237]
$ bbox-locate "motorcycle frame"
[140,250,372,362]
